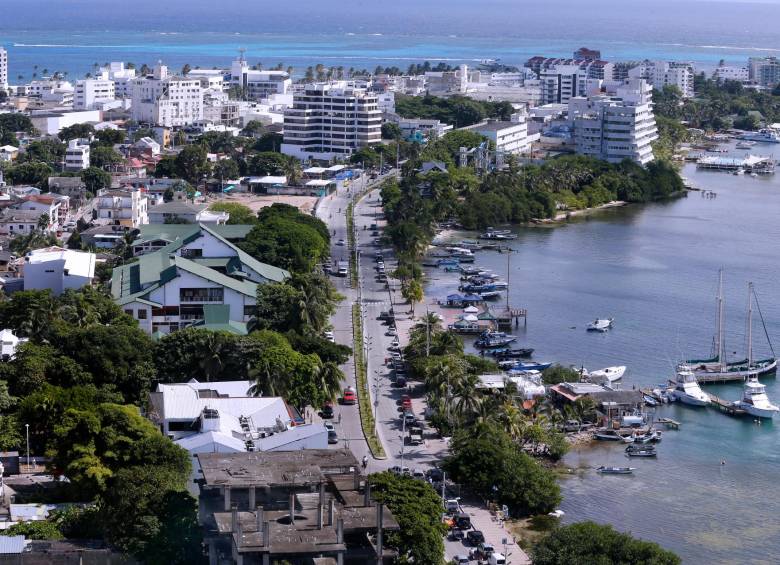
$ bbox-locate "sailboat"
[682,274,777,380]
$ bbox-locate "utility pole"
[425,307,430,357]
[25,424,29,468]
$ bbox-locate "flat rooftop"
[198,450,359,488]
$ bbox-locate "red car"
[342,387,357,405]
[401,395,412,410]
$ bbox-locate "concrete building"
[74,78,115,110]
[535,59,612,104]
[281,82,382,161]
[0,209,50,236]
[196,451,400,565]
[748,56,780,87]
[628,60,695,98]
[0,47,7,91]
[17,193,69,227]
[425,64,468,95]
[64,138,90,171]
[0,329,27,361]
[111,223,288,334]
[28,109,101,136]
[230,58,291,101]
[149,378,328,493]
[26,79,74,106]
[713,64,750,83]
[98,62,137,98]
[468,113,531,155]
[23,247,96,295]
[393,117,453,141]
[569,79,658,165]
[131,64,203,127]
[95,188,148,228]
[0,145,19,163]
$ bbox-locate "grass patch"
[507,515,561,551]
[346,202,358,287]
[352,302,386,458]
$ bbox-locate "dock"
[705,393,747,417]
[656,417,680,430]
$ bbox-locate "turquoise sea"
[3,0,780,80]
[424,150,780,563]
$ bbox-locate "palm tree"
[199,333,226,382]
[283,157,302,186]
[317,362,343,401]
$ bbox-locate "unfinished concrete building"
[196,451,399,565]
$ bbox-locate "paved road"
[318,180,529,564]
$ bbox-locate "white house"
[147,201,228,225]
[23,247,96,295]
[95,188,148,228]
[17,194,69,227]
[0,145,19,163]
[0,329,27,361]
[64,138,90,171]
[0,209,48,236]
[468,114,531,155]
[111,223,289,334]
[149,378,327,494]
[28,109,101,136]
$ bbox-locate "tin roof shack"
[197,451,399,565]
[550,382,644,425]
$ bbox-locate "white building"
[0,47,7,91]
[29,109,101,136]
[0,209,51,236]
[98,62,137,98]
[17,193,69,227]
[569,79,658,165]
[230,58,291,101]
[281,82,382,161]
[187,69,225,92]
[148,379,328,494]
[23,247,96,295]
[112,223,289,334]
[468,113,531,155]
[748,57,780,87]
[0,329,27,361]
[131,64,203,127]
[425,65,469,95]
[628,61,695,98]
[74,78,115,110]
[713,65,750,83]
[147,201,228,225]
[64,138,90,171]
[394,117,453,140]
[96,188,148,228]
[377,91,395,114]
[26,79,75,105]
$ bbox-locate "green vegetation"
[209,202,257,224]
[241,203,330,273]
[532,521,681,565]
[444,423,562,517]
[352,303,385,457]
[0,113,35,146]
[395,93,514,128]
[654,76,780,132]
[370,472,447,564]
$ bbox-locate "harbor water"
[425,159,780,564]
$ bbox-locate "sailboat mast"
[747,282,753,368]
[718,270,725,371]
[506,250,510,310]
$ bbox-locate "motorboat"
[490,347,534,359]
[643,395,659,407]
[740,128,780,143]
[736,140,756,149]
[588,366,626,383]
[587,318,613,332]
[670,367,711,406]
[508,361,552,372]
[597,466,635,475]
[479,290,502,300]
[625,445,657,457]
[634,430,662,444]
[594,429,630,441]
[475,330,517,349]
[733,376,779,419]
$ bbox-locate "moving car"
[336,239,345,246]
[327,429,338,444]
[321,402,334,419]
[342,387,357,405]
[401,395,412,410]
[390,465,410,475]
[466,530,485,546]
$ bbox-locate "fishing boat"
[597,466,635,475]
[588,366,627,383]
[634,430,662,444]
[587,318,613,332]
[594,429,629,441]
[436,258,460,267]
[479,290,502,300]
[490,347,534,359]
[508,361,553,372]
[475,330,517,349]
[733,376,780,419]
[670,367,711,406]
[625,445,657,457]
[683,276,777,380]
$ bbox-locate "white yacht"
[671,367,711,406]
[589,366,627,383]
[587,318,613,332]
[740,129,780,143]
[733,377,779,419]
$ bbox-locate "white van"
[489,553,506,565]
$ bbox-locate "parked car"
[489,553,506,565]
[327,429,338,444]
[455,513,471,529]
[479,543,495,557]
[324,330,335,342]
[395,375,408,387]
[466,530,485,546]
[411,468,425,480]
[444,498,461,514]
[403,412,417,426]
[400,395,412,410]
[324,422,335,432]
[449,529,466,542]
[336,239,345,246]
[453,555,469,565]
[321,402,334,419]
[390,465,410,475]
[342,387,357,405]
[426,468,444,483]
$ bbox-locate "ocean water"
[2,0,780,80]
[425,151,780,563]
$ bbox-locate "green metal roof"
[200,224,289,283]
[134,223,254,246]
[174,256,259,298]
[189,304,249,335]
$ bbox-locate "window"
[180,248,202,258]
[137,310,147,320]
[124,309,133,316]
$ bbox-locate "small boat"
[597,466,635,475]
[594,429,629,441]
[437,258,460,267]
[643,394,659,407]
[475,330,517,349]
[732,376,779,419]
[736,140,756,149]
[587,318,613,332]
[508,361,552,372]
[732,168,745,175]
[490,347,534,359]
[588,366,626,383]
[634,430,662,444]
[625,445,657,457]
[479,290,502,300]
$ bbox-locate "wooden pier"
[705,393,747,417]
[497,307,527,329]
[656,417,680,430]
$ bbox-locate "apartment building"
[23,247,96,296]
[74,78,116,110]
[131,64,203,127]
[425,64,469,95]
[0,47,7,91]
[98,62,137,98]
[628,61,695,98]
[64,138,90,171]
[281,82,382,161]
[569,79,658,165]
[230,58,291,101]
[748,57,780,87]
[533,59,613,104]
[468,113,532,155]
[713,65,750,83]
[96,188,149,228]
